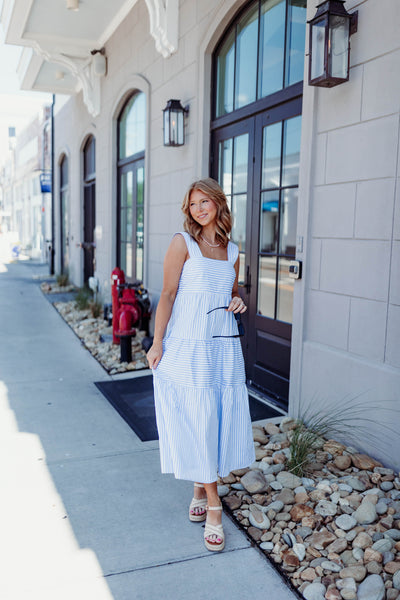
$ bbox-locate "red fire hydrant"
[111,267,148,363]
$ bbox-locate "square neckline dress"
[152,232,255,483]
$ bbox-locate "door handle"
[245,265,251,293]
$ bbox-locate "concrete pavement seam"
[103,545,254,579]
[45,446,160,466]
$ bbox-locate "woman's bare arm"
[146,234,188,369]
[228,257,247,313]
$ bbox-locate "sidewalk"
[0,259,297,600]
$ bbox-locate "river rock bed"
[40,281,76,294]
[53,300,148,373]
[218,418,400,600]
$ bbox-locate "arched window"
[59,154,69,273]
[117,91,145,281]
[82,136,96,283]
[211,0,307,405]
[215,0,307,116]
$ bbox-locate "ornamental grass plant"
[286,396,399,477]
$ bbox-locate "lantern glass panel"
[169,109,184,146]
[163,110,170,146]
[311,15,327,81]
[329,14,349,79]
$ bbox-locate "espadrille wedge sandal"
[204,505,225,552]
[189,483,207,522]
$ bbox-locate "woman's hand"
[228,296,247,314]
[146,341,163,370]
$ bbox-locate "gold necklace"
[201,235,220,248]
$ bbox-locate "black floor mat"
[95,375,281,442]
[95,376,157,442]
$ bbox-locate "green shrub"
[56,271,69,287]
[75,287,91,311]
[88,298,102,318]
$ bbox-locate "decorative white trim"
[31,41,104,117]
[144,0,179,58]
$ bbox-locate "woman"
[146,178,255,552]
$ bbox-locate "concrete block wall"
[291,0,400,469]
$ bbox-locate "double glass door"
[212,97,302,406]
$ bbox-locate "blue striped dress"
[153,232,255,483]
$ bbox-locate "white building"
[2,0,399,468]
[0,107,52,259]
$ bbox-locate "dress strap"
[175,231,202,258]
[228,241,239,264]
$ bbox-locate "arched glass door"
[212,0,306,407]
[83,136,96,283]
[59,155,69,274]
[117,91,145,281]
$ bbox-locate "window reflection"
[216,31,235,117]
[119,92,146,159]
[285,0,307,87]
[136,167,144,281]
[277,257,294,323]
[282,115,301,187]
[231,193,247,250]
[259,0,286,98]
[257,256,277,318]
[260,191,279,253]
[215,0,307,117]
[218,139,233,195]
[280,188,297,256]
[262,122,282,189]
[235,4,258,109]
[233,134,249,194]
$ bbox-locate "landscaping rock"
[357,574,385,600]
[335,455,352,470]
[353,532,373,549]
[260,541,274,552]
[276,471,302,489]
[393,570,400,590]
[339,565,367,582]
[291,504,315,521]
[248,506,271,530]
[353,499,377,525]
[213,420,400,600]
[336,515,358,531]
[315,500,338,517]
[223,495,242,510]
[303,582,326,600]
[274,488,295,504]
[351,454,382,471]
[241,470,269,494]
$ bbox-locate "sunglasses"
[206,306,245,338]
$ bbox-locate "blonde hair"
[181,178,232,248]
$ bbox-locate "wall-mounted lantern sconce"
[163,99,189,147]
[308,0,358,88]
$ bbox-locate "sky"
[0,20,53,166]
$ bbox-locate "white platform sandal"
[204,505,225,552]
[189,483,207,522]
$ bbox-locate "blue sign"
[40,172,52,193]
